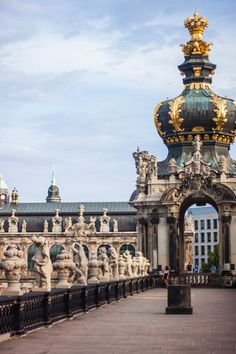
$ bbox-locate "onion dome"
[153,12,236,147]
[46,167,61,203]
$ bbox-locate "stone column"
[221,213,231,267]
[149,211,159,270]
[167,216,178,272]
[157,217,169,270]
[230,215,236,267]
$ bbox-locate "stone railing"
[0,276,154,337]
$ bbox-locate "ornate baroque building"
[0,13,236,274]
[130,12,236,272]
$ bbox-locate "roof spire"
[46,166,61,203]
[51,165,56,185]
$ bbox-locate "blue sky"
[0,0,236,202]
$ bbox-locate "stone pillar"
[221,213,231,267]
[167,216,178,272]
[157,217,169,269]
[149,211,159,270]
[230,215,236,267]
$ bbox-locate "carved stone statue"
[118,255,126,279]
[88,251,99,284]
[109,246,119,280]
[218,154,228,174]
[71,242,88,285]
[147,154,157,179]
[43,219,48,233]
[21,220,27,233]
[52,209,62,233]
[89,217,96,233]
[135,251,145,276]
[123,250,133,278]
[0,244,26,295]
[168,158,177,175]
[143,257,151,276]
[99,209,110,232]
[184,214,194,234]
[98,247,110,282]
[8,209,18,233]
[0,219,5,233]
[64,217,72,232]
[113,219,118,232]
[53,249,76,288]
[31,235,53,292]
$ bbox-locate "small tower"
[46,167,61,203]
[11,187,19,205]
[0,174,9,208]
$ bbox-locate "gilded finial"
[181,12,212,56]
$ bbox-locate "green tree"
[207,244,219,272]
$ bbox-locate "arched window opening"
[50,244,64,263]
[28,244,37,271]
[119,244,135,257]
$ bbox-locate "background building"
[188,206,219,269]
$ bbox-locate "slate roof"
[0,202,135,215]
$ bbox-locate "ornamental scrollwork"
[153,101,165,135]
[211,95,228,131]
[168,96,184,132]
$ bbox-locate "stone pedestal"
[165,285,193,314]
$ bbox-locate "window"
[207,219,211,229]
[213,219,217,229]
[201,246,205,255]
[200,220,205,230]
[195,246,199,256]
[207,245,211,254]
[207,232,211,243]
[50,244,64,263]
[97,244,111,256]
[28,244,37,271]
[195,233,198,242]
[214,232,218,242]
[194,220,198,230]
[201,233,205,243]
[119,244,136,257]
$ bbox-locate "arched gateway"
[130,12,236,273]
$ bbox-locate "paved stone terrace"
[0,288,236,354]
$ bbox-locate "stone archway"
[161,181,236,273]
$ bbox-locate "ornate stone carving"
[64,205,96,237]
[0,219,5,233]
[184,214,194,234]
[0,244,26,295]
[32,236,53,292]
[168,158,177,175]
[123,250,133,278]
[89,217,96,232]
[43,219,48,233]
[8,209,18,233]
[113,219,118,232]
[71,242,88,285]
[133,149,158,193]
[21,220,27,233]
[109,246,119,280]
[88,251,99,284]
[118,255,126,280]
[99,209,110,232]
[218,155,228,174]
[53,249,75,288]
[98,247,110,282]
[52,209,62,233]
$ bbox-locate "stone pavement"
[0,288,236,354]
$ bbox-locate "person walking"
[163,266,170,288]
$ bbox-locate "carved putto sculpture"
[109,246,119,280]
[52,209,62,233]
[98,247,110,282]
[89,217,96,232]
[123,250,133,278]
[32,235,53,292]
[71,242,88,285]
[113,219,118,232]
[8,209,18,233]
